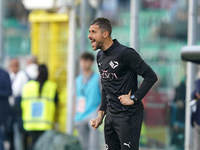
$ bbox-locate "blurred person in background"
[8,58,19,84]
[8,57,20,109]
[12,55,38,150]
[170,77,186,150]
[74,52,101,150]
[191,71,200,150]
[21,64,58,150]
[12,55,38,97]
[0,67,12,150]
[5,58,20,150]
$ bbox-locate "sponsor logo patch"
[109,61,119,69]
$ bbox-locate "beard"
[94,40,104,51]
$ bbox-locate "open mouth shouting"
[90,38,97,50]
[90,38,96,49]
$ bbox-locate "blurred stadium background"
[1,0,200,149]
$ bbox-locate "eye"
[90,30,95,33]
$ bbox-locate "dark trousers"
[104,112,143,150]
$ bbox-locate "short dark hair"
[90,17,112,36]
[80,52,94,61]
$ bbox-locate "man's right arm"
[91,86,107,130]
[91,110,106,130]
[91,52,107,129]
[99,88,107,111]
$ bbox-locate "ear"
[103,31,109,38]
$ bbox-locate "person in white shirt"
[8,58,19,83]
[8,58,20,106]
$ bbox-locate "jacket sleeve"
[0,71,12,98]
[192,79,200,100]
[192,90,197,100]
[97,52,107,112]
[99,87,107,111]
[195,79,200,95]
[123,48,158,101]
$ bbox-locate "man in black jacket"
[88,17,157,150]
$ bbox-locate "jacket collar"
[103,39,120,54]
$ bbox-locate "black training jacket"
[97,39,158,116]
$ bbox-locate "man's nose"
[88,33,91,39]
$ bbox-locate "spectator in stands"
[21,64,58,150]
[191,71,200,150]
[170,77,186,150]
[74,52,101,150]
[12,55,38,150]
[0,68,12,150]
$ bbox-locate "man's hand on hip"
[118,90,134,105]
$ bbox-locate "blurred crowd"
[0,56,59,150]
[0,52,101,150]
